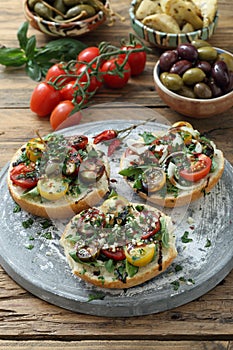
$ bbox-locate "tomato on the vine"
[60,80,87,105]
[180,154,212,182]
[50,100,75,130]
[30,82,61,117]
[77,46,100,64]
[101,58,131,89]
[119,44,147,76]
[45,63,73,86]
[76,64,102,93]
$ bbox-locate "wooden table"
[0,0,232,349]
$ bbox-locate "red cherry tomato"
[67,135,88,150]
[180,154,212,182]
[45,63,73,86]
[141,214,161,240]
[60,80,87,105]
[101,58,131,89]
[10,163,38,189]
[30,82,61,117]
[77,46,100,63]
[76,64,102,93]
[101,248,126,261]
[119,44,147,76]
[50,100,75,130]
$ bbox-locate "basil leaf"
[25,35,36,60]
[69,251,79,262]
[105,259,115,273]
[160,216,169,248]
[0,48,27,67]
[17,22,29,50]
[26,60,42,81]
[41,38,87,61]
[21,186,40,198]
[119,166,143,177]
[133,177,143,190]
[125,260,138,277]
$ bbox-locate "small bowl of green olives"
[153,41,233,118]
[24,0,109,37]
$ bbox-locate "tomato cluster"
[30,43,147,130]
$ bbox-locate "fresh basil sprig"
[0,22,87,81]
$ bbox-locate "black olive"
[141,167,166,193]
[76,244,100,262]
[79,158,105,183]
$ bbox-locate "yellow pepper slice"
[26,138,46,163]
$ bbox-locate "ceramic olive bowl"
[153,47,233,118]
[129,0,219,49]
[24,0,109,37]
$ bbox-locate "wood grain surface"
[0,0,232,348]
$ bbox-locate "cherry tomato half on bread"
[119,44,146,76]
[101,58,131,89]
[30,82,61,117]
[10,163,38,189]
[180,154,212,182]
[101,247,126,261]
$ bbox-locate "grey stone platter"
[0,114,232,317]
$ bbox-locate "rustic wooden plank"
[0,340,231,350]
[0,264,232,339]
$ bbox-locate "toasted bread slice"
[7,134,110,219]
[60,197,177,289]
[119,122,224,208]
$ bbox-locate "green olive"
[182,68,206,85]
[63,0,81,6]
[28,0,40,10]
[217,53,233,71]
[197,46,218,61]
[54,14,64,20]
[53,0,67,14]
[177,85,196,98]
[66,4,96,19]
[191,39,211,49]
[194,82,212,99]
[34,2,53,19]
[160,72,183,91]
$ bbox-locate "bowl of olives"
[153,41,233,118]
[24,0,109,37]
[129,0,219,49]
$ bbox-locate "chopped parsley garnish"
[13,204,21,213]
[139,131,157,145]
[22,218,34,229]
[87,293,105,302]
[181,231,193,243]
[205,238,212,248]
[24,243,34,250]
